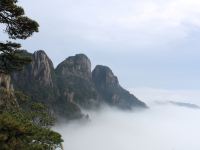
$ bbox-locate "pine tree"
[0,0,39,74]
[0,1,63,149]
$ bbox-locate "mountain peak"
[13,51,147,120]
[33,50,50,58]
[56,53,92,80]
[92,65,119,88]
[31,50,54,87]
[92,65,147,109]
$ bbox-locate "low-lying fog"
[55,88,200,150]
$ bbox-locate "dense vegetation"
[0,0,63,149]
[0,0,38,73]
[0,101,63,150]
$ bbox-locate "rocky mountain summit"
[12,50,58,104]
[56,54,92,80]
[92,65,146,109]
[55,54,99,109]
[12,50,147,120]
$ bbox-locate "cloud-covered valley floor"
[55,88,200,150]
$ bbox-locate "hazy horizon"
[55,88,200,150]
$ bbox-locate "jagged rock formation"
[56,54,92,80]
[56,54,99,108]
[31,50,54,87]
[12,51,82,119]
[12,51,147,120]
[0,73,18,111]
[92,65,147,109]
[0,73,13,90]
[12,50,58,104]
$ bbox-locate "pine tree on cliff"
[0,1,63,149]
[0,0,39,74]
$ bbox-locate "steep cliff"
[12,51,83,119]
[12,51,147,120]
[12,50,57,104]
[92,65,147,109]
[55,54,99,108]
[0,73,13,90]
[0,73,18,111]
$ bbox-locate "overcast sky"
[1,0,200,90]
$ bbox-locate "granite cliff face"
[56,54,99,109]
[92,65,147,109]
[31,50,54,87]
[56,54,92,80]
[12,51,82,119]
[12,50,57,103]
[0,73,13,90]
[0,73,18,111]
[12,51,147,119]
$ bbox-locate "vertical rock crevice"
[0,73,18,111]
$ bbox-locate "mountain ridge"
[12,50,147,120]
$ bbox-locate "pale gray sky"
[1,0,200,89]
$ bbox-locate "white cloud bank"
[55,88,200,150]
[132,87,200,105]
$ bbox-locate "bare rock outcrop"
[0,73,18,111]
[55,54,99,108]
[12,51,147,120]
[92,65,147,109]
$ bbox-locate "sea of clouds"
[55,88,200,150]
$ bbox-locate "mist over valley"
[55,89,200,150]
